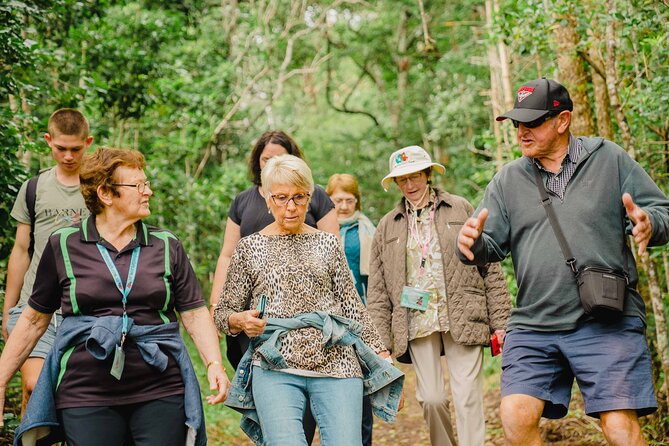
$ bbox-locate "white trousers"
[408,331,485,446]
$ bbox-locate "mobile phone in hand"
[490,333,501,357]
[256,294,267,319]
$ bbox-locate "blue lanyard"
[97,243,141,347]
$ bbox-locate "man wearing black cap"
[455,77,669,446]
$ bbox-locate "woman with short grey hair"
[215,155,403,446]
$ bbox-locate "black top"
[29,216,204,409]
[229,185,335,237]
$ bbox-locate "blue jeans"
[252,367,363,446]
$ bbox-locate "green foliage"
[0,1,40,92]
[148,159,248,297]
[179,326,241,438]
[80,4,186,119]
[1,0,668,441]
[0,116,28,259]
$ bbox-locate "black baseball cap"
[496,77,573,123]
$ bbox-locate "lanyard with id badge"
[400,203,435,312]
[97,243,140,380]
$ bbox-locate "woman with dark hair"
[209,131,337,444]
[0,147,229,446]
[209,130,338,369]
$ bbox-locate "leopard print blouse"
[214,232,386,378]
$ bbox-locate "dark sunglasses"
[512,111,560,129]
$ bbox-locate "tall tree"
[553,5,594,136]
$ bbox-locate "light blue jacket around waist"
[14,315,206,446]
[225,311,405,445]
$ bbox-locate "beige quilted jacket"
[367,188,511,363]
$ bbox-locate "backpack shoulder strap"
[26,174,40,258]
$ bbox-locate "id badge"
[110,345,125,380]
[400,286,430,311]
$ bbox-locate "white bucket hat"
[381,145,445,190]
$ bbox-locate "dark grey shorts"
[501,316,657,419]
[7,305,61,359]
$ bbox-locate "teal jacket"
[457,136,669,331]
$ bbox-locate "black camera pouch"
[531,164,629,324]
[577,266,627,322]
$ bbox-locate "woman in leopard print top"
[214,155,389,445]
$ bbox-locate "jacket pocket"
[385,237,399,245]
[460,286,487,323]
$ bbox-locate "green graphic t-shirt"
[11,167,89,306]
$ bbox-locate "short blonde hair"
[261,154,314,197]
[326,173,362,211]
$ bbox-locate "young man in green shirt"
[2,108,93,415]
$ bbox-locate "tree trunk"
[605,0,636,159]
[663,250,669,296]
[494,0,513,113]
[486,0,511,170]
[554,14,595,136]
[588,45,614,139]
[19,89,32,167]
[604,0,667,412]
[642,253,669,409]
[79,40,87,89]
[493,0,513,163]
[485,1,502,171]
[391,9,409,140]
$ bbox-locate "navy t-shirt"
[228,185,334,237]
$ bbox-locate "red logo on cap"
[553,100,560,107]
[517,86,535,102]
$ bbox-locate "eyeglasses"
[270,193,310,207]
[395,172,425,186]
[332,197,357,206]
[112,181,151,194]
[511,112,560,129]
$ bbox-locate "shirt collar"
[533,135,580,172]
[80,214,150,247]
[565,135,580,165]
[392,187,452,220]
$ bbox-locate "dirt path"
[222,362,610,445]
[368,363,607,446]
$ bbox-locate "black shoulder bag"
[531,163,628,322]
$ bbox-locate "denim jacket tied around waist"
[14,315,206,446]
[224,311,405,446]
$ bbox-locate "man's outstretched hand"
[457,208,489,261]
[623,193,652,256]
